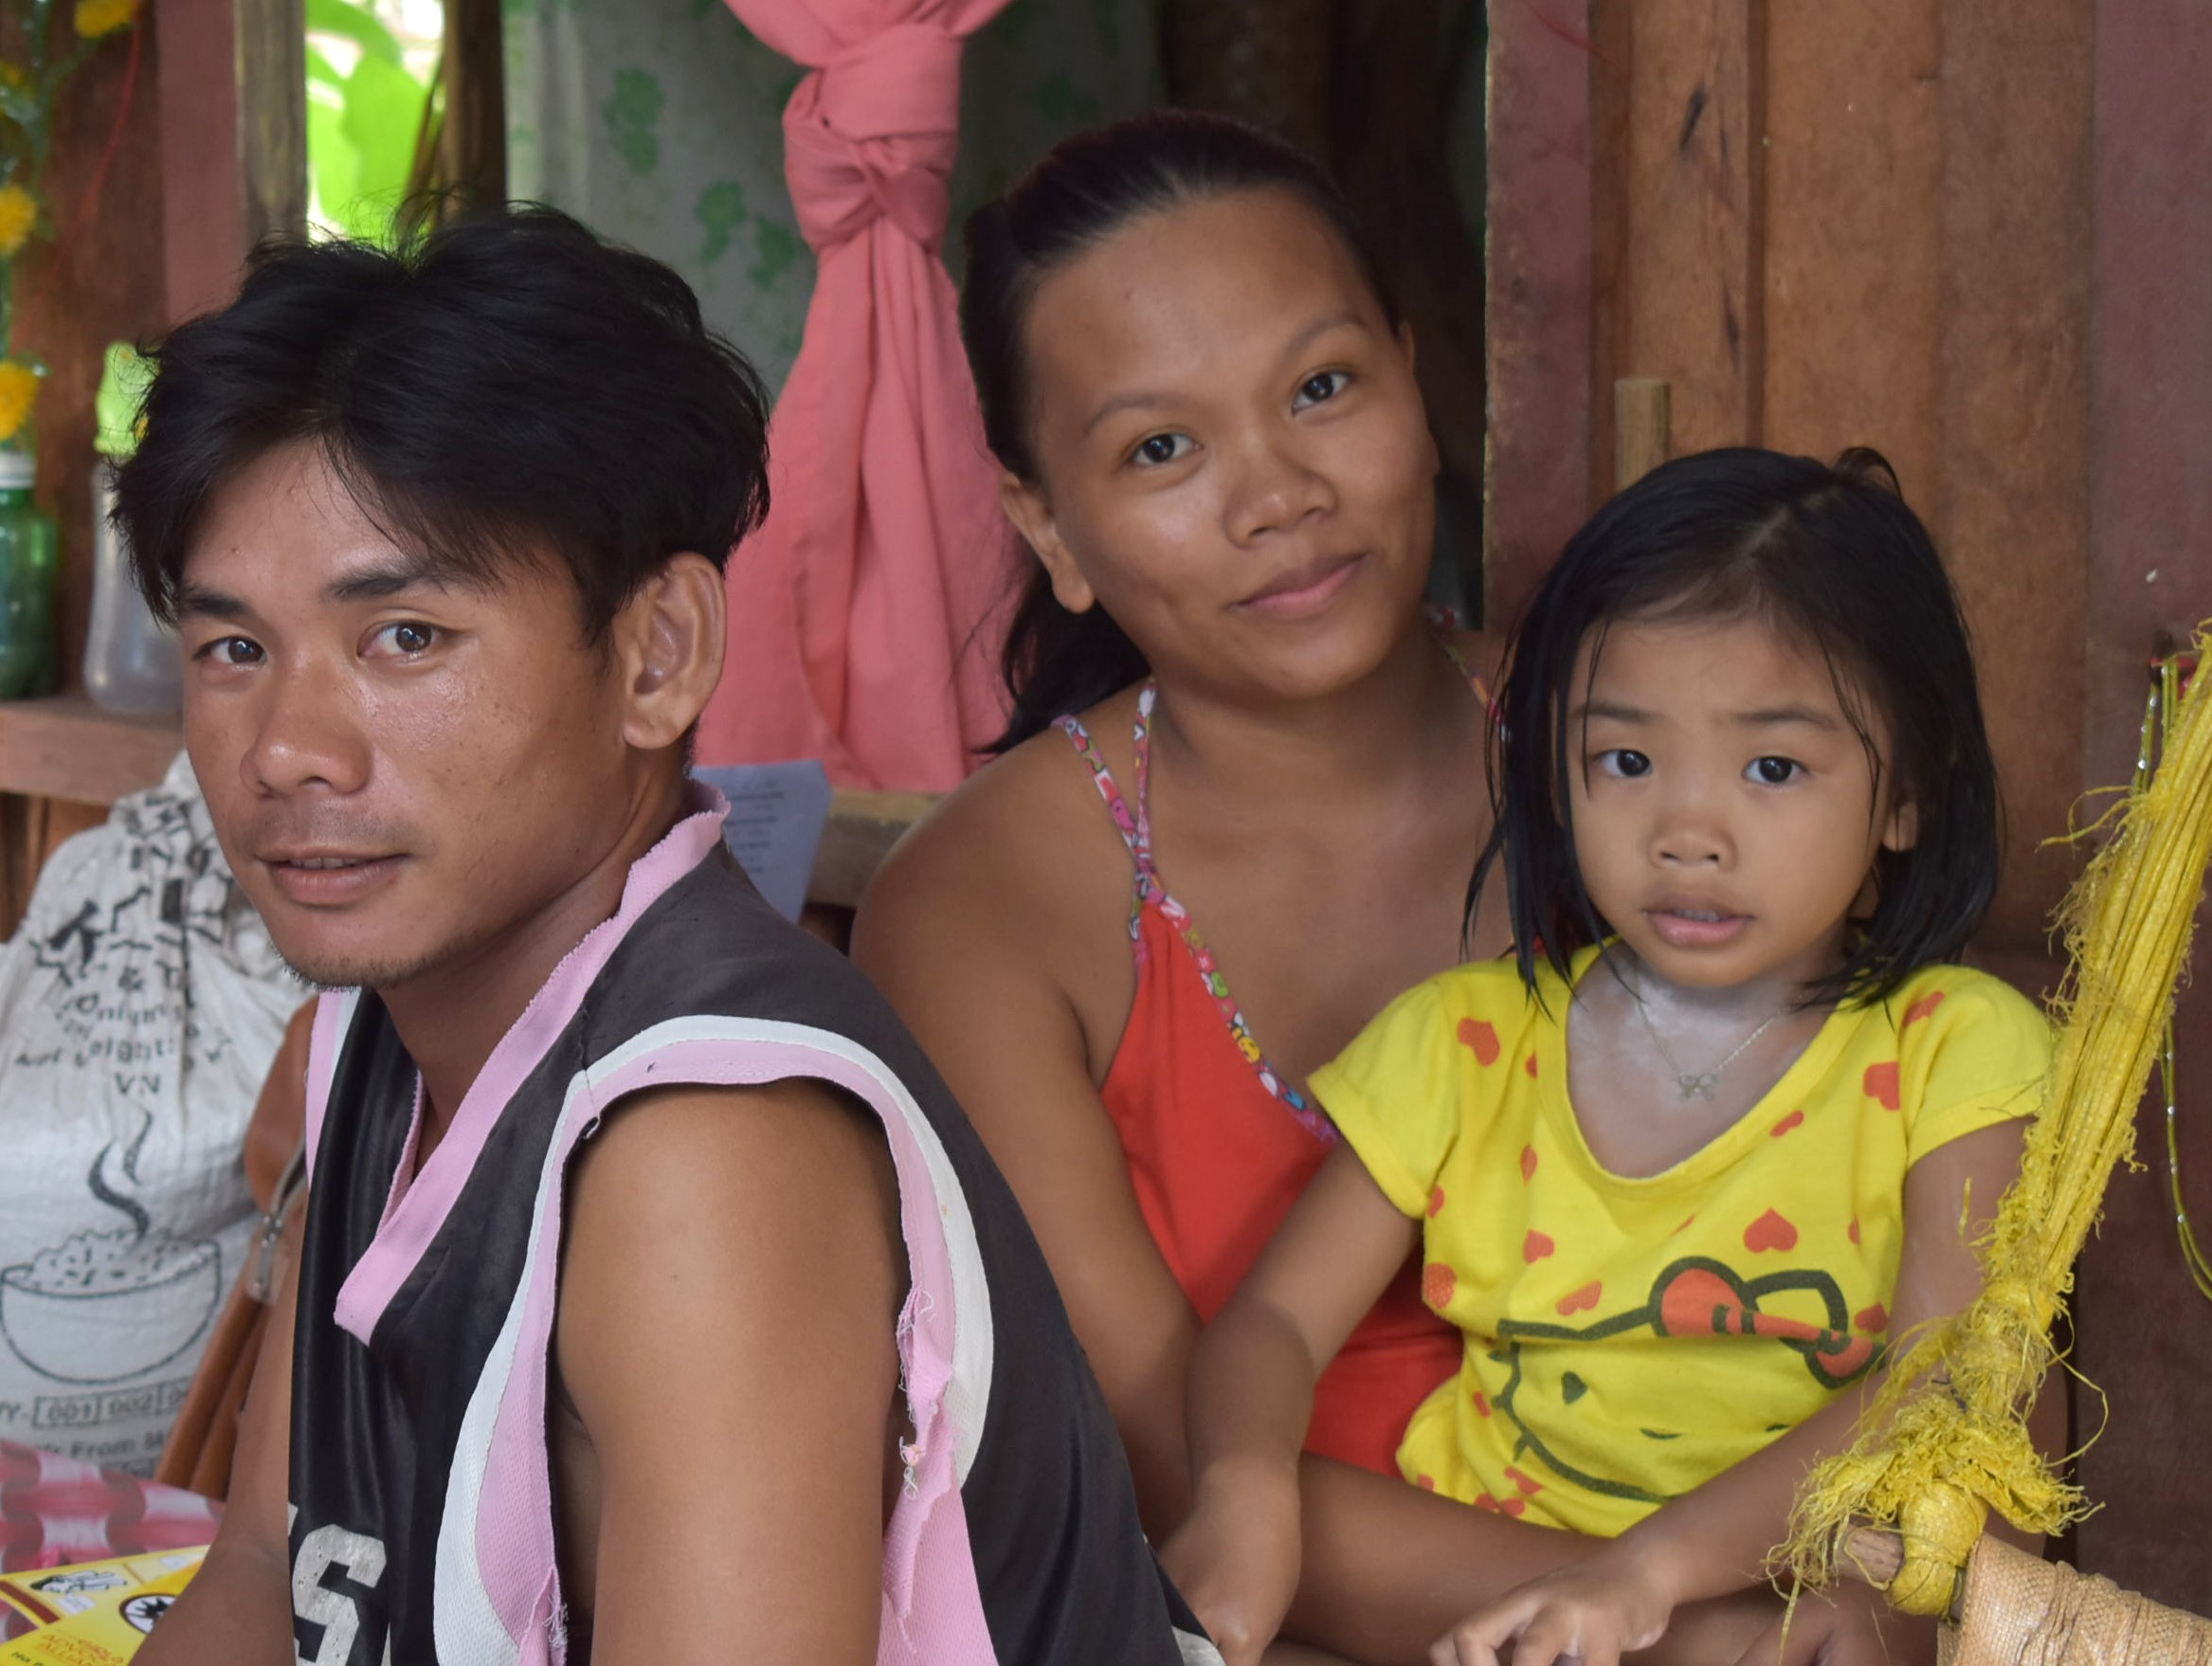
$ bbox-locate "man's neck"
[380,771,694,1164]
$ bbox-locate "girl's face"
[1002,187,1439,706]
[1566,612,1917,994]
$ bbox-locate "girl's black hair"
[960,109,1400,751]
[1471,445,2001,1006]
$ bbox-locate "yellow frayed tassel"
[1780,626,2212,1610]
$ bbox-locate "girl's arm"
[1164,1143,1423,1666]
[1432,1117,2044,1666]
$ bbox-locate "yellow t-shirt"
[1308,949,2049,1537]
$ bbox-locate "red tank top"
[1059,673,1478,1476]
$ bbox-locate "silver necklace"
[1630,988,1788,1101]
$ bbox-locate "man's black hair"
[114,204,771,640]
[1471,445,2003,1007]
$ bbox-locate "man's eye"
[1131,433,1195,468]
[369,622,438,657]
[1294,370,1351,408]
[197,636,264,667]
[1598,749,1652,779]
[1748,755,1801,786]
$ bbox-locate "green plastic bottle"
[0,446,57,700]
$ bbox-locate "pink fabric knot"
[781,23,965,252]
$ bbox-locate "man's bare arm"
[137,1207,302,1666]
[558,1077,903,1665]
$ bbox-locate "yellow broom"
[1779,631,2212,1638]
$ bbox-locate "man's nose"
[241,661,372,798]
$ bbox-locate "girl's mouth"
[1646,908,1750,949]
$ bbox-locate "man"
[125,208,1211,1664]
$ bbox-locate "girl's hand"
[1159,1460,1304,1666]
[1428,1544,1678,1666]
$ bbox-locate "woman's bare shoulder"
[856,693,1142,964]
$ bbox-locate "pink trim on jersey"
[469,1033,994,1660]
[323,788,732,1347]
[302,987,354,1179]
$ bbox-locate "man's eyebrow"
[322,552,480,605]
[174,583,251,622]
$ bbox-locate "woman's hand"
[1160,1459,1305,1666]
[1428,1542,1679,1666]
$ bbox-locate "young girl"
[1165,447,2053,1666]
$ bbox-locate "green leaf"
[305,0,405,66]
[329,51,429,242]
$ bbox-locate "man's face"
[175,441,645,992]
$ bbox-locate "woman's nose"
[1224,431,1335,544]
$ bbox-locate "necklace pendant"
[1678,1073,1718,1100]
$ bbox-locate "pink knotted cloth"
[697,0,1019,790]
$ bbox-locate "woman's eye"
[1131,432,1195,468]
[1748,755,1802,786]
[1294,370,1351,409]
[369,621,438,657]
[196,636,264,668]
[1598,749,1652,779]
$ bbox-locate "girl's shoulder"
[1873,961,2051,1052]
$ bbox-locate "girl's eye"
[369,621,439,657]
[1130,432,1195,468]
[197,636,264,668]
[1294,370,1351,409]
[1748,755,1802,786]
[1598,749,1652,779]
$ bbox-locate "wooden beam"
[1484,0,1596,629]
[1595,0,1767,457]
[155,0,305,323]
[0,694,180,804]
[1612,375,1670,489]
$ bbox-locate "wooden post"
[155,0,306,323]
[1613,376,1671,490]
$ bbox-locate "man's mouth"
[260,850,407,905]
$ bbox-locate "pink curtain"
[697,0,1019,790]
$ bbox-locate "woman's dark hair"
[1472,446,2001,1006]
[961,109,1401,750]
[115,205,771,641]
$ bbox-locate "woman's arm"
[1432,1118,2042,1666]
[1166,1145,1423,1666]
[853,774,1206,1532]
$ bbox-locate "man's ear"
[614,552,726,752]
[999,471,1096,615]
[1881,796,1920,854]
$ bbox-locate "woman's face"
[1004,187,1439,706]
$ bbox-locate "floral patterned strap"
[1056,713,1151,945]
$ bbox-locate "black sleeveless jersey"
[283,798,1215,1664]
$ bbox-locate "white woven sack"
[0,753,302,1474]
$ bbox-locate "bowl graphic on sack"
[0,1227,220,1385]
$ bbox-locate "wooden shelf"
[0,694,182,806]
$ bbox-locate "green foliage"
[306,0,432,244]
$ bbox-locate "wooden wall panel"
[1483,0,1595,630]
[2072,0,2212,1609]
[1759,1,1940,512]
[1594,0,1765,463]
[1934,0,2093,951]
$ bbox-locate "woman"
[853,113,1780,1665]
